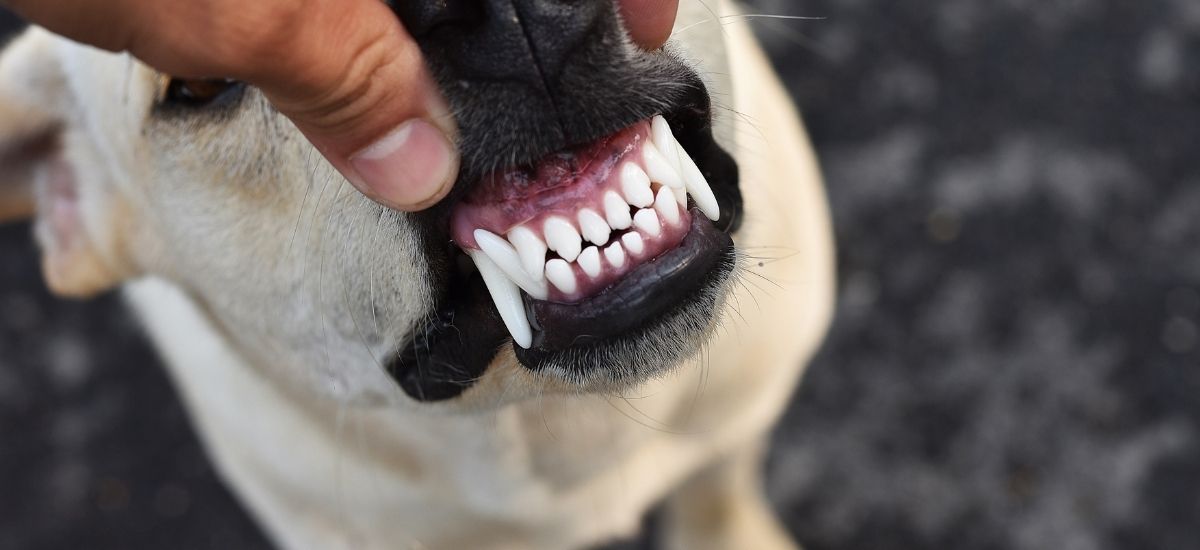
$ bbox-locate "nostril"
[394,0,485,38]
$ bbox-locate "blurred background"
[2,1,1199,549]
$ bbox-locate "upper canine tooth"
[577,209,611,245]
[543,216,582,262]
[578,246,602,278]
[466,250,533,348]
[620,163,655,208]
[622,231,645,255]
[604,242,627,269]
[603,191,633,230]
[474,229,548,300]
[633,208,662,237]
[507,225,548,280]
[545,259,577,294]
[652,115,684,175]
[678,148,721,222]
[642,142,684,190]
[654,186,681,225]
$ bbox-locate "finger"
[2,0,459,211]
[243,0,459,211]
[617,0,679,50]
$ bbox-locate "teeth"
[604,191,633,230]
[633,208,662,237]
[652,115,684,176]
[654,186,680,225]
[577,209,611,245]
[620,163,655,208]
[474,229,548,299]
[578,246,602,278]
[507,225,548,280]
[466,249,533,348]
[604,242,626,269]
[672,186,687,206]
[643,142,684,190]
[543,216,582,262]
[677,147,720,222]
[622,231,645,255]
[545,259,577,294]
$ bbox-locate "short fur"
[0,2,834,548]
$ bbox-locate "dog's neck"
[123,275,722,546]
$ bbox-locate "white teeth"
[466,249,533,349]
[604,242,627,269]
[545,259,577,294]
[620,163,655,208]
[507,225,548,281]
[622,231,645,255]
[654,186,680,225]
[543,216,582,262]
[604,191,633,230]
[474,229,548,299]
[642,142,684,190]
[652,115,684,176]
[578,246,602,278]
[678,148,721,222]
[672,186,687,206]
[577,209,611,245]
[633,208,662,237]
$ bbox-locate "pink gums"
[450,120,695,304]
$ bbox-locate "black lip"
[524,210,732,351]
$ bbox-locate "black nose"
[391,0,694,178]
[397,0,608,88]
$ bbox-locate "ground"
[2,2,1198,549]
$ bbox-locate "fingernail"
[349,119,457,210]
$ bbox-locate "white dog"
[0,1,833,548]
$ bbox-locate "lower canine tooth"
[545,259,577,294]
[578,246,602,278]
[466,250,533,349]
[654,187,680,225]
[633,208,662,237]
[604,191,633,229]
[622,232,645,255]
[620,163,655,208]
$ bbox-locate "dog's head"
[0,1,743,407]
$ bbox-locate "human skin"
[0,0,679,211]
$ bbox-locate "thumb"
[244,0,459,211]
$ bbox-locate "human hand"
[1,0,679,211]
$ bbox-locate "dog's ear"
[0,30,63,224]
[0,29,126,297]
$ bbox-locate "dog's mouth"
[450,116,728,349]
[388,61,743,400]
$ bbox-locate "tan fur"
[0,2,833,548]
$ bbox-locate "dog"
[0,1,833,548]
